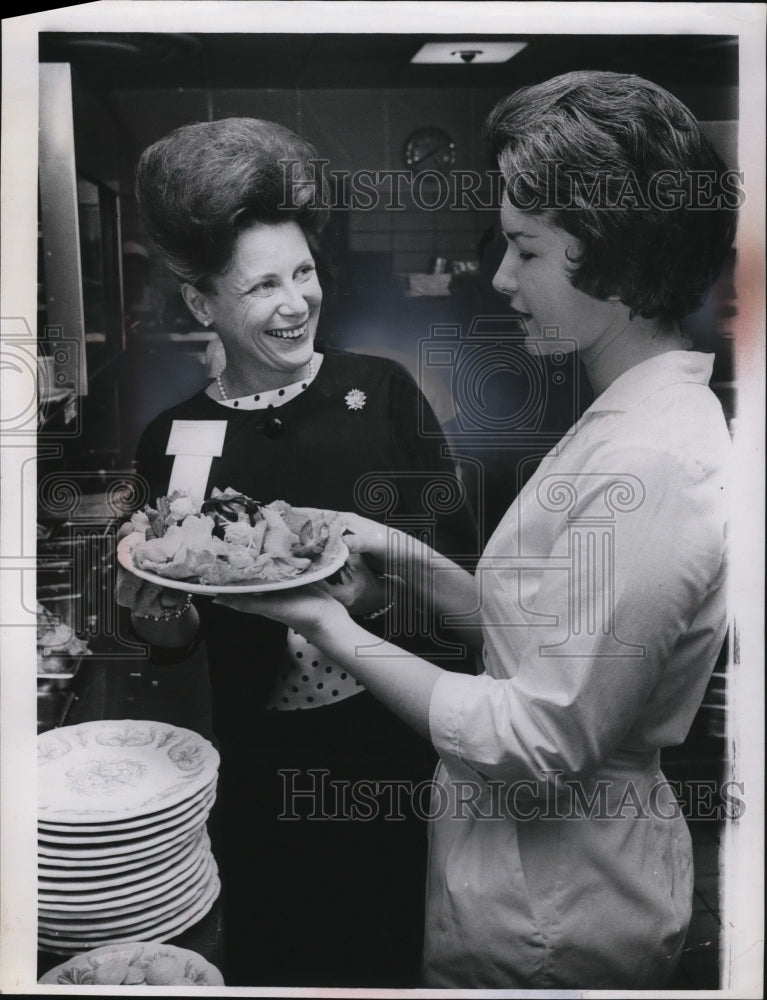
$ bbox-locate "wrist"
[307,601,352,646]
[133,593,193,622]
[359,598,396,621]
[130,600,200,648]
[379,529,431,578]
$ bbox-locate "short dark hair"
[136,117,329,289]
[485,71,738,322]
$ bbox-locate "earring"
[203,320,210,328]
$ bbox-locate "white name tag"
[165,420,227,506]
[166,420,227,457]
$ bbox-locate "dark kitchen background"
[35,31,737,987]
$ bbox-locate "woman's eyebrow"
[239,258,314,284]
[231,265,279,286]
[228,273,275,295]
[233,256,315,290]
[504,230,540,241]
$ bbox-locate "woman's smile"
[264,321,310,340]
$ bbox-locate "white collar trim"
[208,353,323,410]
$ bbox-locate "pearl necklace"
[216,355,316,402]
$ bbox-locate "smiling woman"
[181,221,323,396]
[115,117,478,988]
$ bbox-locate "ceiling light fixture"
[411,41,527,65]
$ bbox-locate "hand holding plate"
[338,513,390,560]
[320,551,388,616]
[214,582,348,641]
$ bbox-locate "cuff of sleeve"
[428,670,488,783]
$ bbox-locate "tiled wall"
[93,83,737,299]
[111,85,510,282]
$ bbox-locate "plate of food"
[117,488,349,594]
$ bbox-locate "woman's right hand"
[115,523,200,646]
[115,521,179,616]
[115,564,183,617]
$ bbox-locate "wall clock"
[403,127,456,174]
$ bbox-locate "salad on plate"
[119,488,347,590]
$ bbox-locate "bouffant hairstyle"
[136,117,329,290]
[485,71,738,322]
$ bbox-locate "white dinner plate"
[38,720,219,821]
[39,865,217,939]
[39,839,210,912]
[38,832,208,905]
[39,853,215,930]
[37,788,216,845]
[117,530,348,594]
[38,777,218,833]
[38,941,224,987]
[38,806,210,860]
[37,827,202,873]
[38,873,220,954]
[38,830,207,891]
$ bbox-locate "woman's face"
[196,220,322,380]
[492,195,617,357]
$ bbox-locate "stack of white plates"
[38,720,220,955]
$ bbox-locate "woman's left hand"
[213,582,349,641]
[321,552,390,616]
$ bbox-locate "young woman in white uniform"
[219,71,736,988]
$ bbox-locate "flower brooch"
[344,388,367,411]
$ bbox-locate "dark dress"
[135,349,477,987]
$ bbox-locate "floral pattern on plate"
[66,759,148,796]
[94,724,157,747]
[38,941,224,986]
[38,721,218,821]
